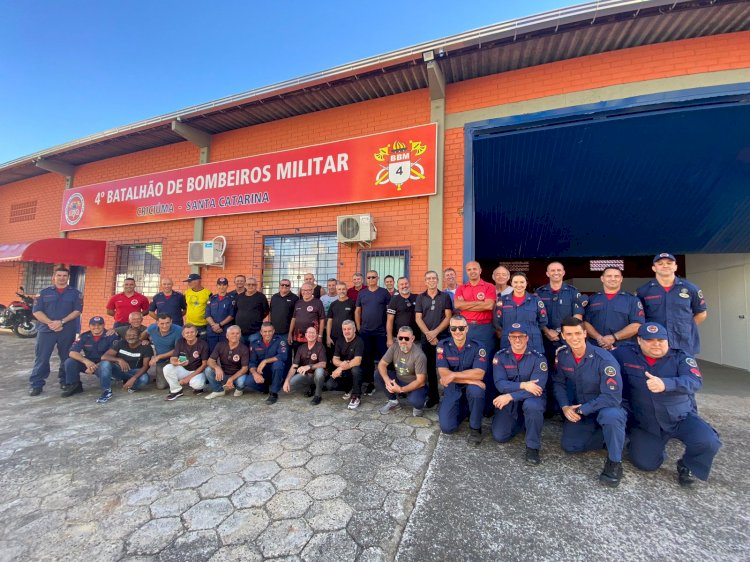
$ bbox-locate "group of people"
[27,253,721,487]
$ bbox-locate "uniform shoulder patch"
[436,347,443,354]
[540,361,548,372]
[581,299,589,307]
[478,348,486,357]
[492,357,499,365]
[538,300,544,308]
[686,357,698,368]
[604,365,617,377]
[697,289,704,299]
[637,300,643,309]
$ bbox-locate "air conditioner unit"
[188,236,227,266]
[337,214,377,243]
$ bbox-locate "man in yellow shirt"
[184,274,211,339]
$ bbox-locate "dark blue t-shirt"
[356,287,390,335]
[149,291,187,325]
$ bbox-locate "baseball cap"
[183,273,202,282]
[653,253,676,263]
[507,322,528,336]
[89,316,105,325]
[217,277,229,285]
[638,322,668,340]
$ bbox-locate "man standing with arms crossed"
[415,270,452,409]
[355,270,391,397]
[454,261,496,415]
[148,278,186,326]
[184,273,211,339]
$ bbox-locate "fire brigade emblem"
[374,139,428,191]
[64,193,85,226]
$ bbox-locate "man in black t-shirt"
[329,320,365,407]
[234,277,269,345]
[97,327,154,403]
[162,323,210,400]
[204,325,250,399]
[415,270,453,409]
[386,277,420,347]
[326,282,355,346]
[269,279,298,339]
[283,326,328,405]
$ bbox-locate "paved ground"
[1,332,748,561]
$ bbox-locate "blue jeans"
[97,362,150,391]
[384,372,427,409]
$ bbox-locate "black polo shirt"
[270,292,298,334]
[293,341,327,367]
[415,290,452,339]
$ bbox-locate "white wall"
[687,254,750,371]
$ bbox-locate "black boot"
[525,447,541,466]
[677,459,695,487]
[599,459,623,488]
[61,382,83,397]
[468,428,482,446]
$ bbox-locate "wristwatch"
[575,407,584,416]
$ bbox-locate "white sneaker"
[342,391,351,400]
[348,396,361,410]
[379,400,401,415]
[205,390,226,400]
[233,389,244,397]
[412,408,424,417]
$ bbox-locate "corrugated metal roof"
[2,0,749,186]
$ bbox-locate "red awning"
[0,239,106,268]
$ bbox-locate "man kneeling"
[377,326,428,417]
[492,324,548,465]
[163,323,209,400]
[204,325,249,399]
[283,326,327,405]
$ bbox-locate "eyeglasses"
[397,336,411,341]
[366,276,377,279]
[449,326,467,332]
[247,282,257,286]
[509,335,527,340]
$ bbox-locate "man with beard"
[377,326,428,417]
[386,276,420,348]
[234,276,269,345]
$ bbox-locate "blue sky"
[0,0,572,164]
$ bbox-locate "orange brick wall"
[1,31,748,325]
[444,31,750,114]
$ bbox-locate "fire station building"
[1,1,750,369]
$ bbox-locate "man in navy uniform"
[637,253,707,356]
[437,314,488,446]
[613,323,721,486]
[29,267,84,396]
[536,261,585,416]
[555,316,627,487]
[491,324,548,465]
[61,315,118,397]
[228,322,288,404]
[583,266,644,349]
[205,277,236,352]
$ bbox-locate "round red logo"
[307,306,314,312]
[232,354,240,362]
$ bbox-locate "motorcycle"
[0,286,38,338]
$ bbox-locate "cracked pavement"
[1,334,748,561]
[0,334,437,561]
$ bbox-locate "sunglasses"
[366,276,377,279]
[397,336,411,341]
[449,326,467,332]
[280,283,290,287]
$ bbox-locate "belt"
[468,320,491,325]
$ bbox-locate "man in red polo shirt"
[454,261,497,415]
[106,277,150,328]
